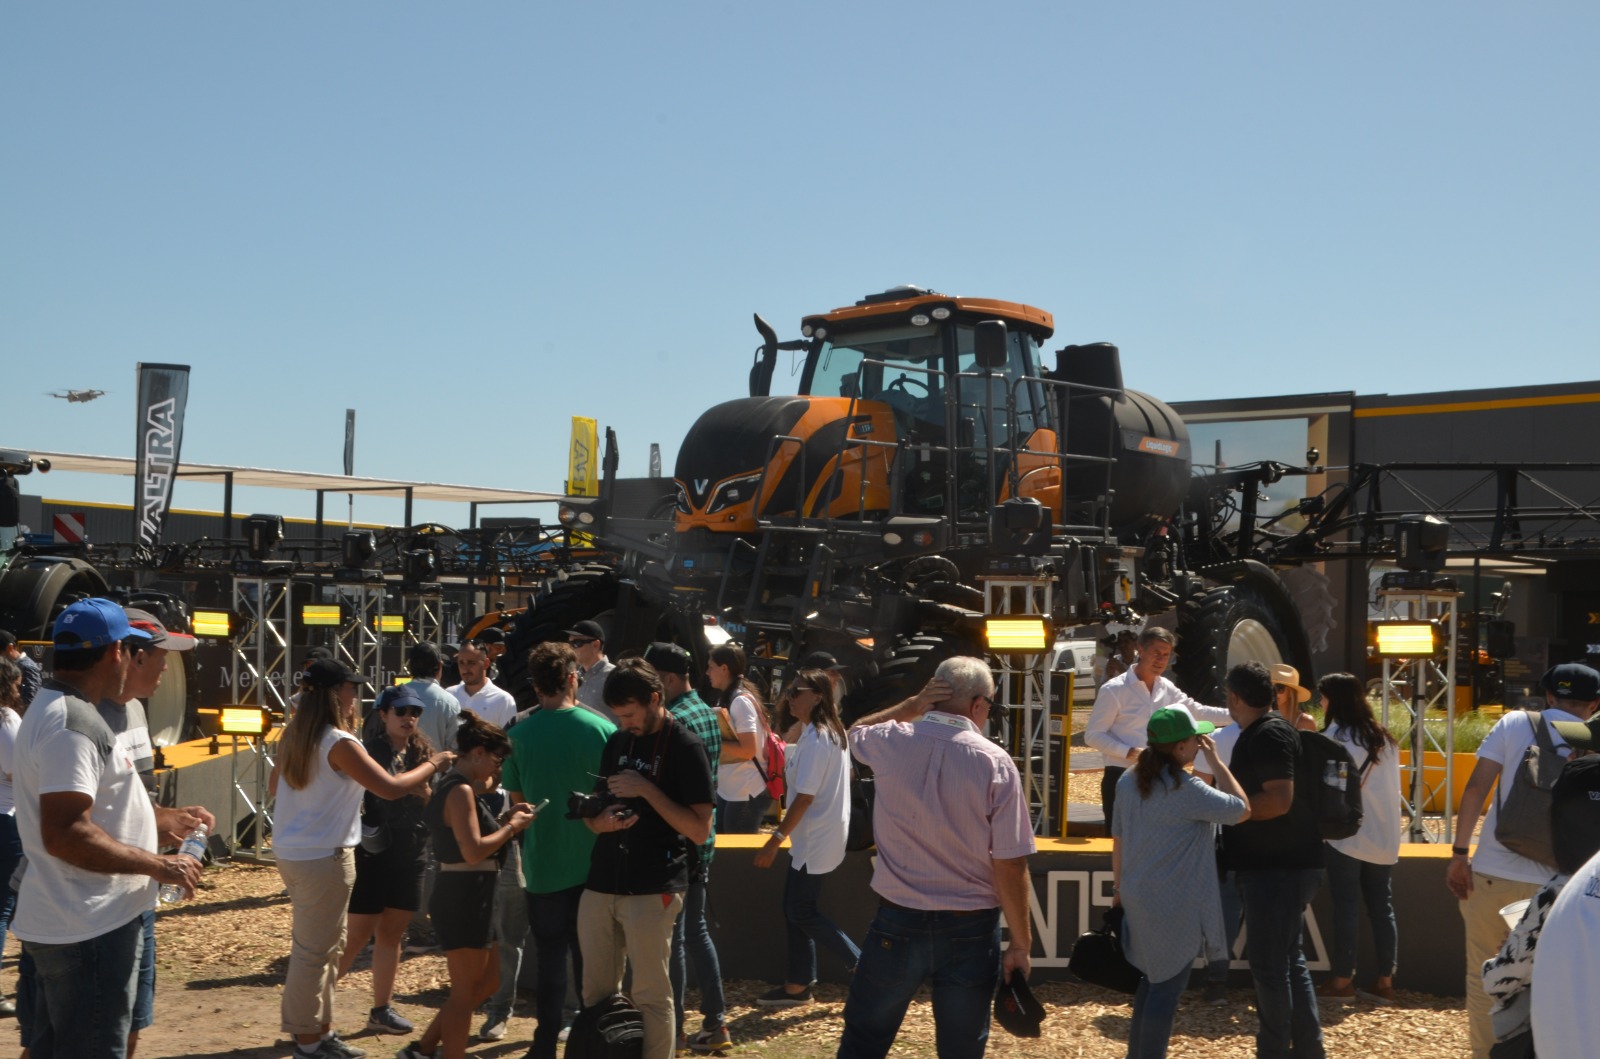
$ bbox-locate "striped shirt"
[849,711,1035,911]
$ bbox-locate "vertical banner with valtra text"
[568,416,599,496]
[134,363,191,548]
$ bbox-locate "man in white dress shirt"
[1084,626,1232,825]
[447,641,517,731]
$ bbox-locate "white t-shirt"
[1474,707,1581,885]
[785,724,851,875]
[449,680,518,731]
[717,691,767,802]
[12,683,159,944]
[1530,845,1600,1055]
[274,727,364,860]
[0,706,20,815]
[1325,723,1403,865]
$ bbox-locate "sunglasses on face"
[569,637,597,647]
[389,705,424,718]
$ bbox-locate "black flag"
[134,363,191,548]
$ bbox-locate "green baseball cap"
[1147,705,1214,744]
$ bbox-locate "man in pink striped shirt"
[837,656,1036,1059]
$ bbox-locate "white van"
[1050,639,1100,705]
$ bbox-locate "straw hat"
[1268,663,1312,703]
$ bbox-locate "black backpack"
[1295,728,1366,841]
[565,993,645,1059]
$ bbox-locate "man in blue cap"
[10,598,213,1059]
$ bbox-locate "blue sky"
[5,3,1596,530]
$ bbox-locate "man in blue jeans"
[1219,662,1325,1059]
[838,657,1035,1059]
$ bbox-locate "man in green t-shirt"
[503,641,616,1059]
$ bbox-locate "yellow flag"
[568,417,599,497]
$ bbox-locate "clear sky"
[5,3,1596,531]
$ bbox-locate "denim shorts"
[23,912,145,1058]
[134,908,156,1031]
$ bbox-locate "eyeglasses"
[978,694,1001,716]
[390,705,424,718]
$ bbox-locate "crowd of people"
[10,596,1600,1058]
[1091,625,1600,1058]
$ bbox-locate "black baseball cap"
[302,658,362,689]
[643,641,691,677]
[1543,663,1600,703]
[475,627,506,645]
[993,971,1045,1037]
[566,620,604,642]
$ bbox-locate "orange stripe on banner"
[1354,393,1600,419]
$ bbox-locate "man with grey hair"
[838,657,1035,1058]
[1085,626,1233,825]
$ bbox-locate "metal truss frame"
[1378,587,1462,844]
[983,574,1057,836]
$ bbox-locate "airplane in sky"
[47,389,107,403]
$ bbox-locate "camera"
[566,790,620,820]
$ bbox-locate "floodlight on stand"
[404,549,437,583]
[300,604,342,627]
[1374,620,1439,657]
[218,707,271,736]
[373,614,404,634]
[341,530,378,569]
[984,616,1051,654]
[1396,514,1450,573]
[243,514,284,560]
[192,610,235,638]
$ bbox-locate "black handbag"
[845,766,875,852]
[1067,907,1142,995]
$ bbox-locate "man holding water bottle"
[11,598,214,1059]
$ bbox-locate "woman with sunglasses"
[398,711,535,1059]
[752,669,860,1007]
[272,660,455,1059]
[335,687,436,1035]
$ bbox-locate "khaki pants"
[578,889,683,1059]
[1461,870,1540,1059]
[278,849,357,1035]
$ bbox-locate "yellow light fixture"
[984,616,1050,654]
[218,706,271,736]
[192,610,232,637]
[374,614,404,634]
[301,604,342,627]
[1374,620,1437,657]
[393,675,412,686]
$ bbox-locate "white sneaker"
[478,1015,508,1041]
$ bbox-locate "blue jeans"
[0,813,20,969]
[1205,869,1243,983]
[23,912,145,1059]
[133,909,156,1031]
[1323,847,1397,980]
[486,853,530,1020]
[1236,868,1325,1059]
[715,792,771,835]
[837,904,1000,1059]
[670,869,726,1035]
[526,885,585,1059]
[1128,966,1189,1059]
[784,864,860,986]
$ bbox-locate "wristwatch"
[1451,845,1471,857]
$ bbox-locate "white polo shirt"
[449,678,518,731]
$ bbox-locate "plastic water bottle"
[1322,760,1339,787]
[159,823,209,904]
[1336,761,1349,792]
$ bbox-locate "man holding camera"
[577,659,715,1059]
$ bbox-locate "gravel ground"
[79,861,1469,1058]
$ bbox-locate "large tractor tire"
[0,556,110,640]
[498,567,620,706]
[841,631,980,725]
[1172,563,1314,709]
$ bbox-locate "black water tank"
[1054,344,1191,530]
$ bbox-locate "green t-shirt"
[502,704,617,894]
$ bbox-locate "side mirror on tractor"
[974,319,1008,372]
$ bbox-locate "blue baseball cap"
[52,598,155,652]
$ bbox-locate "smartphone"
[531,798,551,814]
